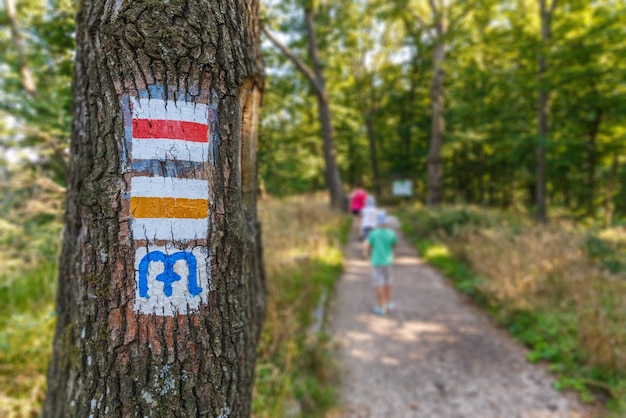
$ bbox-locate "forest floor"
[327,216,600,418]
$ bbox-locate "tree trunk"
[399,57,417,177]
[488,168,495,204]
[427,35,445,206]
[478,145,485,203]
[304,8,345,210]
[537,72,548,222]
[587,108,602,215]
[536,0,557,223]
[365,110,381,198]
[563,170,571,208]
[44,1,266,416]
[502,159,512,208]
[463,143,474,202]
[453,149,461,201]
[605,153,619,227]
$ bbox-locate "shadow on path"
[327,217,591,418]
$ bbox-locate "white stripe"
[131,177,208,199]
[132,218,208,241]
[131,138,208,163]
[131,98,209,123]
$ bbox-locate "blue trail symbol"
[138,251,203,298]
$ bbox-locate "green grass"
[252,258,343,417]
[0,190,351,417]
[0,262,57,320]
[584,230,626,274]
[252,195,350,417]
[0,262,57,416]
[396,204,626,415]
[0,171,64,416]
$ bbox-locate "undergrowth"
[253,194,350,418]
[0,171,63,417]
[0,181,349,417]
[397,204,626,416]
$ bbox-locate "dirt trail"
[328,216,594,418]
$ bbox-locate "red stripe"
[132,119,208,143]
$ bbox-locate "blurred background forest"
[1,0,626,415]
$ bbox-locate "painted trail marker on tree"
[123,89,216,316]
[43,1,266,413]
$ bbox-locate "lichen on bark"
[44,0,265,416]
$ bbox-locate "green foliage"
[1,0,75,184]
[0,308,55,378]
[253,195,349,417]
[414,239,489,305]
[261,0,626,220]
[0,170,64,278]
[0,261,57,320]
[397,203,519,238]
[0,168,62,414]
[0,258,58,414]
[584,232,626,274]
[398,205,626,414]
[1,0,626,410]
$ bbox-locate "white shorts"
[371,266,392,287]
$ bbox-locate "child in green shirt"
[363,210,397,315]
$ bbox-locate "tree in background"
[43,0,266,415]
[4,0,36,94]
[3,0,625,224]
[536,0,558,223]
[0,0,75,183]
[263,0,345,209]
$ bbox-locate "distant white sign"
[392,180,413,197]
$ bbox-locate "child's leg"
[371,267,386,314]
[382,283,392,307]
[375,285,386,310]
[382,266,393,310]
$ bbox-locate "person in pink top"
[350,182,368,216]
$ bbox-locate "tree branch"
[427,0,438,17]
[408,9,428,28]
[260,24,324,96]
[451,3,473,29]
[549,0,559,14]
[4,0,36,94]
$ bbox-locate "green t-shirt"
[367,227,397,266]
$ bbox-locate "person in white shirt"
[360,195,378,241]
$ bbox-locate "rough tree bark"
[43,0,266,416]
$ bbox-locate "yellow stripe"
[130,197,208,219]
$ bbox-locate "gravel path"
[328,217,596,418]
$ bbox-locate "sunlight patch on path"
[328,216,590,418]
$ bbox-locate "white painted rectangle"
[131,138,208,163]
[130,176,208,199]
[131,218,208,241]
[131,98,209,123]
